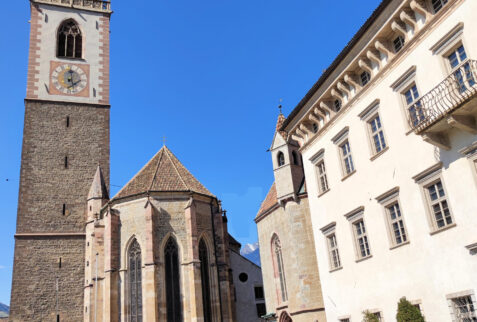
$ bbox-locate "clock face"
[51,64,88,95]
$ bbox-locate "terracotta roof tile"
[276,113,287,139]
[113,146,214,200]
[256,183,278,219]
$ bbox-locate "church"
[10,0,263,321]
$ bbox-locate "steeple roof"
[276,113,287,140]
[88,166,109,200]
[113,146,214,200]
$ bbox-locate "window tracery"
[57,19,83,58]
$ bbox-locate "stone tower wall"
[10,99,109,321]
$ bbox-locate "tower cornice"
[31,0,112,14]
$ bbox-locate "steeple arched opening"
[57,19,83,59]
[277,152,285,167]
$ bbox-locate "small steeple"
[276,111,287,140]
[87,166,109,201]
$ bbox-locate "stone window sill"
[430,223,457,236]
[318,189,330,198]
[389,240,410,250]
[329,266,343,273]
[355,255,372,263]
[370,146,389,161]
[341,170,356,182]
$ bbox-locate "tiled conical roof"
[113,146,214,200]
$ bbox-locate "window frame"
[56,19,84,59]
[431,0,449,14]
[413,163,456,234]
[446,290,477,322]
[277,151,285,167]
[443,43,475,94]
[271,235,288,304]
[401,82,425,130]
[376,187,410,249]
[320,222,342,272]
[360,70,371,86]
[393,35,405,53]
[332,127,356,179]
[344,207,372,262]
[359,101,388,159]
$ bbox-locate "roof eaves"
[281,0,393,131]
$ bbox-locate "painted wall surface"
[230,250,264,322]
[34,4,106,104]
[298,1,477,321]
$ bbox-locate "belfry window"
[128,239,143,322]
[57,19,83,59]
[199,239,212,322]
[165,237,182,322]
[272,235,287,302]
[277,152,285,167]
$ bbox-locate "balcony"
[409,60,477,150]
[32,0,111,13]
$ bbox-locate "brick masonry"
[98,15,110,105]
[26,4,42,99]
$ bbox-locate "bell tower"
[10,0,112,320]
[270,111,304,204]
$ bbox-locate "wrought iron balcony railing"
[32,0,111,12]
[409,59,477,133]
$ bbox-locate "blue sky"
[0,0,381,305]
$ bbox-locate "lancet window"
[165,237,182,322]
[128,239,143,322]
[199,239,213,322]
[272,235,288,302]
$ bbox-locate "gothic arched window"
[272,235,288,302]
[57,19,82,58]
[128,239,143,322]
[165,237,182,322]
[277,152,285,167]
[199,239,212,322]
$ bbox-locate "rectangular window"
[327,234,342,270]
[256,303,266,318]
[353,219,371,259]
[394,35,405,53]
[316,160,329,194]
[368,114,387,154]
[339,140,355,175]
[425,179,453,229]
[66,116,70,128]
[361,71,371,86]
[450,295,477,321]
[64,156,68,169]
[432,0,448,13]
[447,45,475,93]
[254,286,264,300]
[339,319,350,322]
[404,84,424,127]
[386,202,408,245]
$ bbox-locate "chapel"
[84,146,236,321]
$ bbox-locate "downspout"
[210,199,224,321]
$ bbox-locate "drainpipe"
[210,199,224,321]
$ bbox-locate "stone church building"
[255,113,326,322]
[10,0,259,321]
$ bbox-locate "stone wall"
[256,197,326,322]
[10,100,110,321]
[16,100,110,233]
[10,236,85,321]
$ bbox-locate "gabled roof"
[255,182,278,219]
[113,146,214,200]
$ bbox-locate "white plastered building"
[279,0,477,321]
